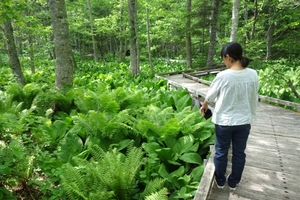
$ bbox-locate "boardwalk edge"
[193,145,215,200]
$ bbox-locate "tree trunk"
[146,7,154,74]
[206,0,220,68]
[266,4,274,60]
[87,0,98,62]
[49,0,75,89]
[128,0,140,75]
[28,35,35,74]
[250,0,258,40]
[119,1,126,61]
[2,20,26,86]
[230,0,240,42]
[186,0,192,69]
[243,0,250,42]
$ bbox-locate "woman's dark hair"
[220,42,251,68]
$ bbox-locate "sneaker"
[227,175,237,190]
[228,183,236,190]
[215,177,225,189]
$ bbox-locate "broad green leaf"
[172,135,195,155]
[170,166,185,178]
[179,152,202,165]
[57,133,83,163]
[190,165,205,181]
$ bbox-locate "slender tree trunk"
[119,0,126,61]
[146,8,154,74]
[243,0,250,42]
[266,4,274,60]
[87,0,98,62]
[49,0,75,89]
[28,35,35,74]
[230,0,240,42]
[186,0,192,69]
[250,0,258,39]
[206,0,220,68]
[128,0,139,75]
[2,20,26,85]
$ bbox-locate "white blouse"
[206,68,259,126]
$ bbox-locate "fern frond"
[74,89,120,114]
[89,191,115,200]
[144,188,169,200]
[124,146,144,185]
[22,83,42,108]
[71,111,106,138]
[88,144,106,161]
[98,93,120,114]
[7,83,24,102]
[60,163,89,200]
[139,178,166,199]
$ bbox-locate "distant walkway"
[156,72,300,200]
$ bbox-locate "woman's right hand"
[199,100,209,116]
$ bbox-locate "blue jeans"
[214,124,251,186]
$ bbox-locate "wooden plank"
[193,146,215,200]
[259,95,300,112]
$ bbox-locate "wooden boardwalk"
[157,73,300,200]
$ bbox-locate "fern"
[137,105,180,139]
[70,109,138,147]
[144,188,169,200]
[139,178,167,199]
[61,163,89,200]
[74,89,120,114]
[61,144,145,200]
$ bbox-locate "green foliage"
[258,60,300,106]
[0,60,215,199]
[60,144,168,200]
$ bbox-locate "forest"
[0,0,299,199]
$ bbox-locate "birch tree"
[266,2,275,59]
[250,0,258,40]
[128,0,140,75]
[206,0,220,68]
[186,0,192,69]
[87,0,98,62]
[49,0,75,88]
[230,0,240,42]
[146,7,154,74]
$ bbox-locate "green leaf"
[56,133,83,163]
[179,152,202,165]
[51,120,67,141]
[172,135,195,155]
[170,166,185,179]
[194,129,214,142]
[175,186,193,198]
[190,165,205,181]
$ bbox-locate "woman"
[200,42,259,190]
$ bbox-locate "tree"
[206,0,220,68]
[49,0,75,89]
[146,7,154,74]
[186,0,192,69]
[230,0,240,42]
[128,0,140,75]
[266,2,275,59]
[1,0,26,86]
[250,0,258,40]
[87,0,98,62]
[2,19,26,86]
